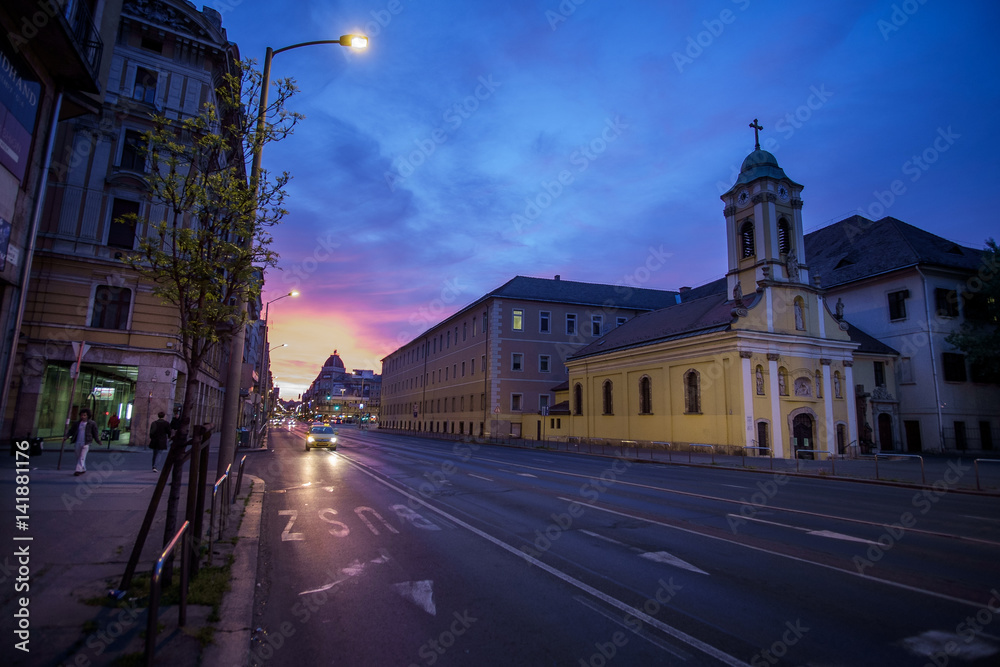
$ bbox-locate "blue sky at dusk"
[220,0,1000,398]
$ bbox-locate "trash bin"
[237,428,250,447]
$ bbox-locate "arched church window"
[602,380,614,415]
[573,383,583,415]
[740,220,755,259]
[684,370,701,413]
[639,375,652,414]
[777,217,791,255]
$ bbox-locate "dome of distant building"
[324,351,345,371]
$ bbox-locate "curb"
[203,473,264,667]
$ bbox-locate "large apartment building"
[5,0,242,444]
[380,276,680,438]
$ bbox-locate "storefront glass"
[36,363,138,441]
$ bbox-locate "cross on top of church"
[749,118,763,150]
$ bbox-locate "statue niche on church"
[786,249,800,282]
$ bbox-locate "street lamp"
[218,34,367,475]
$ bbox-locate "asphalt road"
[246,424,1000,666]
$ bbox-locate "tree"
[946,239,1000,383]
[118,58,300,583]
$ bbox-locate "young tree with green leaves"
[117,59,301,585]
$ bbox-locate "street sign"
[493,406,500,414]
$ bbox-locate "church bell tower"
[721,119,808,300]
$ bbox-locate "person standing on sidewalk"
[149,411,170,472]
[66,408,101,476]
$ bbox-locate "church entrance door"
[793,414,814,459]
[877,413,894,451]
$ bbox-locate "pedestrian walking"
[149,411,170,472]
[66,408,101,476]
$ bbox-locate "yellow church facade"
[563,142,867,459]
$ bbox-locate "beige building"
[380,276,680,438]
[1,0,124,439]
[5,0,239,444]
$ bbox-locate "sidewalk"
[1,434,269,666]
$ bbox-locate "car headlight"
[331,437,337,443]
[307,436,315,443]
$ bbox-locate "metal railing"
[793,448,835,474]
[233,455,248,503]
[145,520,189,666]
[874,452,925,485]
[974,458,1000,491]
[688,443,715,464]
[652,441,671,461]
[207,464,231,565]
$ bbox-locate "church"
[558,127,996,458]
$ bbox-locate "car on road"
[305,425,338,450]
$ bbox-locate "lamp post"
[217,35,366,475]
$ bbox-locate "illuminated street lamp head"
[290,290,300,297]
[340,34,368,49]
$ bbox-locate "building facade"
[5,0,239,444]
[379,276,680,438]
[302,352,381,423]
[0,0,124,439]
[562,148,996,456]
[806,216,999,452]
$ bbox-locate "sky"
[219,0,1000,399]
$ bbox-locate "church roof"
[845,322,899,356]
[489,275,680,310]
[725,149,802,194]
[805,216,985,288]
[569,291,733,361]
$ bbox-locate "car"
[305,425,338,450]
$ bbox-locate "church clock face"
[736,189,751,208]
[777,184,790,202]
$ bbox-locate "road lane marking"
[579,529,629,547]
[299,549,392,596]
[639,551,710,576]
[340,454,752,667]
[571,501,984,608]
[465,455,1000,547]
[356,506,400,536]
[516,473,538,478]
[278,509,304,541]
[468,473,494,482]
[394,580,436,616]
[725,514,880,546]
[573,595,691,660]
